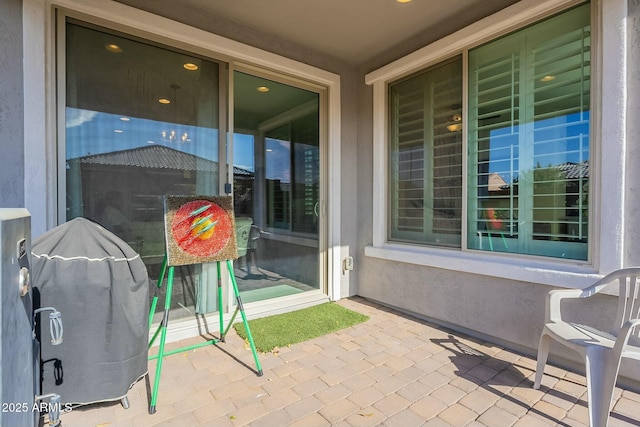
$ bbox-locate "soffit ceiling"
[71,0,522,130]
[117,0,521,68]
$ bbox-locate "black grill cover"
[31,218,149,405]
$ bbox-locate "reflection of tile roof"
[70,145,253,176]
[493,160,589,190]
[557,161,589,179]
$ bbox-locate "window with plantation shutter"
[389,57,462,247]
[467,3,590,260]
[383,3,591,262]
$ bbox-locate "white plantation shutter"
[389,58,462,247]
[530,25,590,245]
[467,3,590,260]
[392,81,425,235]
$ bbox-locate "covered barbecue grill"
[31,217,149,406]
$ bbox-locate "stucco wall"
[0,0,24,208]
[627,0,640,267]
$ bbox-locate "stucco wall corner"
[0,0,25,208]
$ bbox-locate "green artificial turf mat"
[233,302,369,353]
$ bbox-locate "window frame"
[465,7,592,261]
[365,0,627,288]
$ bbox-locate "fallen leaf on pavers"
[272,346,280,355]
[358,413,374,417]
[229,415,237,420]
[96,423,112,427]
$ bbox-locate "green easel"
[147,255,263,414]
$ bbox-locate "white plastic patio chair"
[534,268,640,427]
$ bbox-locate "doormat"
[233,302,369,353]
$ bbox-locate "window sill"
[364,243,601,289]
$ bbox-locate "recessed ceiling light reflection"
[183,62,199,71]
[147,140,155,144]
[158,98,171,104]
[105,43,123,53]
[114,129,124,133]
[396,0,412,3]
[119,117,130,121]
[257,86,270,93]
[540,75,556,82]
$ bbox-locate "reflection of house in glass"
[488,172,509,193]
[67,145,254,262]
[484,160,589,242]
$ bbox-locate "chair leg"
[584,349,620,427]
[534,332,552,389]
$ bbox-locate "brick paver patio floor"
[59,297,640,427]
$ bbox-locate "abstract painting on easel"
[164,195,239,266]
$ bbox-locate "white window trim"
[365,0,628,289]
[23,0,342,301]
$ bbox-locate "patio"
[58,297,639,427]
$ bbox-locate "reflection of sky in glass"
[487,111,589,181]
[265,138,291,183]
[66,107,256,172]
[233,134,255,172]
[66,107,218,161]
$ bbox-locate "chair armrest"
[546,288,584,322]
[613,318,640,357]
[545,270,627,322]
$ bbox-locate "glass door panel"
[233,71,322,303]
[64,22,222,320]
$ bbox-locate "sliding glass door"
[62,20,326,322]
[232,71,323,303]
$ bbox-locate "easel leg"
[148,256,168,331]
[217,261,224,341]
[149,266,175,414]
[226,259,263,376]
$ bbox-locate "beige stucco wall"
[0,0,24,208]
[627,0,640,267]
